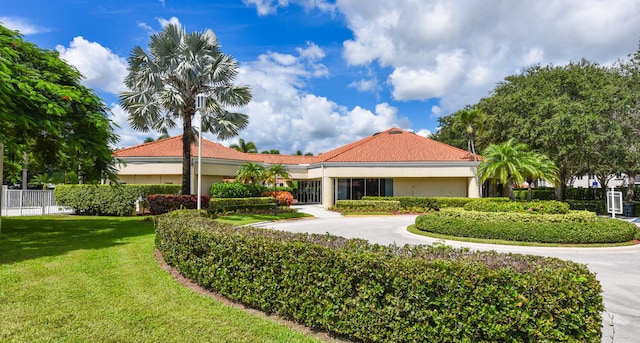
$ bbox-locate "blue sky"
[3,0,640,154]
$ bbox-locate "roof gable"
[316,128,475,162]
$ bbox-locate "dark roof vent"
[388,129,403,134]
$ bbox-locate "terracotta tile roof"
[316,128,476,162]
[112,128,477,164]
[113,135,247,161]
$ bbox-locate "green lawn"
[0,216,325,342]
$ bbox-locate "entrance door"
[297,180,322,204]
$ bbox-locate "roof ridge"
[114,135,183,154]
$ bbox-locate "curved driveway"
[253,205,640,342]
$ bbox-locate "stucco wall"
[394,177,468,197]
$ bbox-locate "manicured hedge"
[54,184,181,216]
[513,188,557,201]
[210,182,296,199]
[415,208,636,244]
[360,196,477,211]
[147,194,211,215]
[208,197,276,214]
[334,199,401,212]
[156,210,603,342]
[262,191,294,206]
[463,199,570,214]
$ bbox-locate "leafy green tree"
[524,153,560,201]
[476,60,625,199]
[119,23,252,195]
[0,24,118,184]
[261,149,280,154]
[229,138,258,153]
[235,162,265,184]
[264,164,290,185]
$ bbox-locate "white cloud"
[415,129,432,138]
[158,16,181,28]
[56,37,128,94]
[234,44,410,154]
[335,0,640,116]
[349,79,376,92]
[0,17,49,35]
[243,0,335,16]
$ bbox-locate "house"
[113,128,481,208]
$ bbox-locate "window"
[336,178,393,201]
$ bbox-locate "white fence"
[1,186,73,216]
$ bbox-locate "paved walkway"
[256,205,640,342]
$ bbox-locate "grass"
[0,215,325,342]
[215,212,311,225]
[407,224,639,248]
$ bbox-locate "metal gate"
[0,186,72,216]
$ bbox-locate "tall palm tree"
[119,23,252,195]
[477,139,540,199]
[235,162,265,184]
[229,138,258,153]
[264,164,291,186]
[459,108,483,161]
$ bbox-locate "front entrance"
[297,180,322,204]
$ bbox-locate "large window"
[336,178,393,201]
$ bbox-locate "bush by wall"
[54,184,181,216]
[334,199,401,212]
[512,188,556,201]
[463,199,570,214]
[208,197,276,214]
[361,196,476,211]
[147,194,211,215]
[262,191,294,206]
[415,208,636,244]
[156,210,603,342]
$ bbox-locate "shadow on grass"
[0,216,154,264]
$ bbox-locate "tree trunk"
[21,151,27,190]
[182,110,194,195]
[626,171,637,202]
[554,168,567,200]
[526,178,533,202]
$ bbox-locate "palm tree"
[477,139,541,199]
[524,153,559,201]
[264,164,291,186]
[119,23,252,195]
[459,108,483,161]
[235,162,265,184]
[229,138,258,153]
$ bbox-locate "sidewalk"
[291,204,343,218]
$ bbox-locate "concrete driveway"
[253,205,640,342]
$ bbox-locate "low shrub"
[262,191,294,206]
[360,196,476,211]
[147,194,211,215]
[334,200,401,212]
[156,210,603,342]
[208,197,276,214]
[513,188,556,201]
[566,200,607,214]
[463,199,570,214]
[54,184,181,216]
[415,208,636,244]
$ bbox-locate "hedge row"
[208,197,276,214]
[147,194,211,215]
[54,184,181,216]
[463,199,570,214]
[360,196,477,211]
[156,210,603,342]
[210,182,296,199]
[334,200,401,212]
[415,208,637,244]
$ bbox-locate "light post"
[196,95,207,210]
[273,173,278,216]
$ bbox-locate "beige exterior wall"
[394,177,468,197]
[115,158,480,207]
